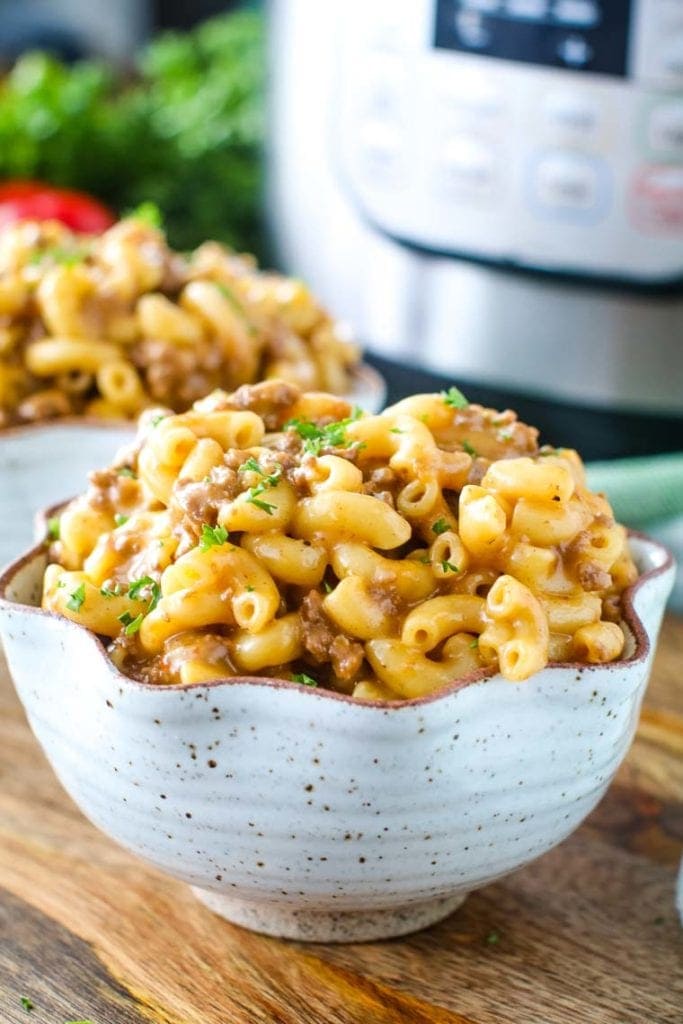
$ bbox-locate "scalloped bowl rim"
[0,363,387,440]
[0,522,673,710]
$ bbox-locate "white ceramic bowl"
[0,363,386,572]
[0,535,673,943]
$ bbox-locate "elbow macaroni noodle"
[41,384,638,700]
[0,217,361,427]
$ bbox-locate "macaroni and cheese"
[0,217,361,427]
[42,381,638,700]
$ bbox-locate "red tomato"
[0,181,115,234]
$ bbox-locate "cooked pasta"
[0,217,361,427]
[41,381,639,700]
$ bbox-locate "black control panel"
[434,0,633,78]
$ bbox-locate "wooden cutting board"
[1,618,682,1024]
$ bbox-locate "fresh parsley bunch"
[0,8,265,255]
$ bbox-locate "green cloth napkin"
[586,452,683,528]
[586,452,683,610]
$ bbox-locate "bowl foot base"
[191,887,467,942]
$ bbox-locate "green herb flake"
[114,513,129,528]
[128,200,163,228]
[150,413,167,428]
[485,929,501,945]
[20,996,33,1011]
[245,584,254,592]
[117,466,137,478]
[469,637,479,649]
[247,495,276,515]
[128,575,161,611]
[238,457,263,475]
[47,516,60,541]
[66,583,86,612]
[462,440,477,458]
[199,524,229,551]
[389,427,404,434]
[215,282,257,335]
[117,610,144,636]
[56,580,66,589]
[29,246,85,267]
[292,672,317,687]
[100,582,123,598]
[286,408,363,457]
[418,555,431,564]
[441,385,469,409]
[498,430,513,442]
[323,580,334,594]
[431,518,449,536]
[441,560,459,574]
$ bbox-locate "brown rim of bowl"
[0,528,673,710]
[0,364,386,439]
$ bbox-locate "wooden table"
[1,619,682,1024]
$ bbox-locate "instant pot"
[269,0,683,457]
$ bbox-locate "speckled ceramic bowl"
[0,364,386,572]
[0,535,674,942]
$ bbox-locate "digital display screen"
[434,0,633,78]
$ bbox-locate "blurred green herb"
[0,9,265,254]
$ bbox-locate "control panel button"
[552,0,600,27]
[544,91,598,135]
[358,119,406,183]
[649,102,683,155]
[631,166,683,234]
[439,135,498,199]
[531,152,608,218]
[557,34,594,67]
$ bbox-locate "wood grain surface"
[1,618,682,1024]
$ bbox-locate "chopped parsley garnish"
[114,513,129,527]
[485,930,501,945]
[286,407,363,457]
[462,440,477,458]
[46,516,60,541]
[238,457,264,475]
[199,524,229,551]
[247,495,276,515]
[431,518,449,535]
[66,583,86,612]
[100,582,124,598]
[117,466,137,478]
[389,427,404,434]
[323,580,334,593]
[245,584,254,592]
[469,637,479,649]
[242,460,281,515]
[498,430,513,442]
[117,610,144,636]
[441,385,469,409]
[150,413,167,428]
[128,575,161,611]
[292,672,317,687]
[215,282,257,335]
[29,246,85,267]
[440,560,459,574]
[56,580,66,589]
[128,200,163,227]
[418,555,431,564]
[20,996,33,1011]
